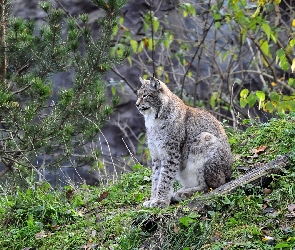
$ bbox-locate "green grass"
[0,114,295,249]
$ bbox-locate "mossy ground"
[0,114,295,249]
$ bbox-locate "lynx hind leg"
[172,132,222,202]
[204,146,232,189]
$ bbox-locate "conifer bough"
[0,0,129,179]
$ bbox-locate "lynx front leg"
[143,158,161,207]
[150,166,177,208]
[145,155,180,208]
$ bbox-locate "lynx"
[136,77,233,208]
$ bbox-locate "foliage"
[230,0,295,114]
[0,114,295,249]
[0,0,128,180]
[112,0,295,125]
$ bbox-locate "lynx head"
[136,77,164,116]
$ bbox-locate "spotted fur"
[136,77,233,208]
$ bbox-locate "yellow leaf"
[271,82,277,87]
[165,73,169,83]
[142,37,149,49]
[156,66,163,77]
[137,41,144,53]
[127,56,132,66]
[130,40,138,53]
[292,19,295,27]
[291,58,295,73]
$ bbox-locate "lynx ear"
[150,77,162,90]
[139,77,145,85]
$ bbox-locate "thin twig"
[148,0,156,77]
[111,66,136,94]
[180,20,214,98]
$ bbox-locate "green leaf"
[279,101,290,111]
[262,22,271,41]
[115,45,123,57]
[210,92,218,109]
[283,95,292,101]
[212,13,221,21]
[292,58,295,73]
[163,39,170,49]
[274,243,290,249]
[179,216,196,227]
[130,40,138,53]
[265,101,275,113]
[111,86,116,95]
[119,17,124,25]
[289,100,295,111]
[279,59,290,71]
[288,78,295,87]
[222,197,233,205]
[143,22,149,32]
[156,65,164,77]
[256,91,265,110]
[240,98,248,108]
[290,39,295,47]
[270,32,277,43]
[240,88,249,98]
[152,17,159,32]
[137,40,144,53]
[148,38,154,51]
[215,21,221,29]
[188,5,196,16]
[240,0,247,6]
[247,93,257,107]
[110,47,115,57]
[276,48,285,59]
[259,39,270,58]
[112,25,118,36]
[269,91,280,102]
[256,91,265,101]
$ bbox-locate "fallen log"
[188,154,291,210]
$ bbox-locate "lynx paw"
[171,191,190,202]
[171,187,199,202]
[143,199,169,208]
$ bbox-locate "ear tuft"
[139,77,145,85]
[150,77,161,90]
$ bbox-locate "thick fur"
[136,77,233,208]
